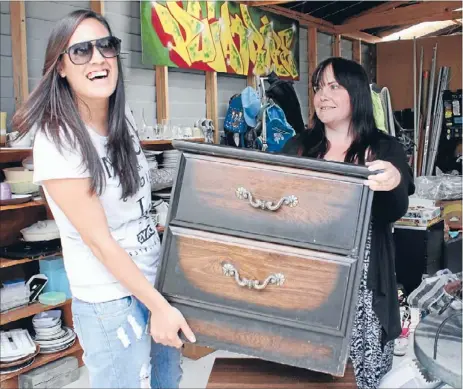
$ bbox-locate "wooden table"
[206,358,357,388]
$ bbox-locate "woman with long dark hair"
[12,10,194,388]
[282,57,415,388]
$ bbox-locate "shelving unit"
[140,138,204,146]
[0,299,71,326]
[0,199,45,212]
[0,148,32,164]
[0,133,181,384]
[0,341,83,387]
[0,252,62,269]
[0,148,82,387]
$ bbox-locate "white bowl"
[21,220,60,242]
[3,167,33,182]
[7,181,39,194]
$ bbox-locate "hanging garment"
[265,72,306,134]
[381,86,396,137]
[371,87,388,133]
[255,100,296,153]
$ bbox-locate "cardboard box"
[403,206,441,221]
[436,200,462,230]
[396,216,442,229]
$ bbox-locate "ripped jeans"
[72,296,182,388]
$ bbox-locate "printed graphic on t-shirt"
[98,133,158,259]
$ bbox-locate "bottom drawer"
[156,226,364,376]
[178,304,347,376]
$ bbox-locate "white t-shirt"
[33,108,160,303]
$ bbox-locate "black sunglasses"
[62,36,121,65]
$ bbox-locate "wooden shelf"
[0,148,32,164]
[0,252,61,269]
[0,299,71,326]
[0,340,82,383]
[0,199,45,212]
[141,138,204,146]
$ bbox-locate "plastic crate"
[39,257,72,299]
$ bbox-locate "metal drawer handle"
[221,262,285,290]
[235,187,298,211]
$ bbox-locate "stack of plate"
[152,189,171,203]
[32,311,76,354]
[0,329,38,375]
[143,150,161,171]
[160,150,180,169]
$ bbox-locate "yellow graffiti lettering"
[278,28,298,78]
[257,17,273,75]
[152,3,191,66]
[230,15,249,77]
[186,1,202,20]
[166,2,203,43]
[188,20,216,64]
[151,1,298,79]
[207,2,216,20]
[208,21,227,72]
[269,31,289,77]
[240,4,263,65]
[219,2,243,74]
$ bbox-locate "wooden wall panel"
[377,35,462,111]
[353,39,362,64]
[90,0,104,15]
[308,27,317,125]
[205,71,219,144]
[10,0,28,108]
[332,34,341,57]
[156,66,169,123]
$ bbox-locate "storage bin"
[39,257,72,299]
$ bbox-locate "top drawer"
[169,144,372,256]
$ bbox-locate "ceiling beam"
[339,1,462,33]
[338,30,382,44]
[260,4,336,32]
[343,1,413,23]
[260,5,381,44]
[244,0,298,6]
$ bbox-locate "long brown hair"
[12,10,140,198]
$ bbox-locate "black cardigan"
[282,131,415,345]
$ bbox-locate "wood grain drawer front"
[171,154,369,256]
[159,227,358,333]
[177,304,347,376]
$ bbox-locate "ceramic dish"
[0,194,32,206]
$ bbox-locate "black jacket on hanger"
[266,72,306,134]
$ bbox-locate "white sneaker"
[394,336,409,356]
[394,306,412,356]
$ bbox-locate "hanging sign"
[141,1,300,79]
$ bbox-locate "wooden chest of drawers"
[156,141,373,377]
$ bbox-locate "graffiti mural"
[141,1,300,79]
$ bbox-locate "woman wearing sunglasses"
[12,10,194,388]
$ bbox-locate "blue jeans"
[72,296,182,388]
